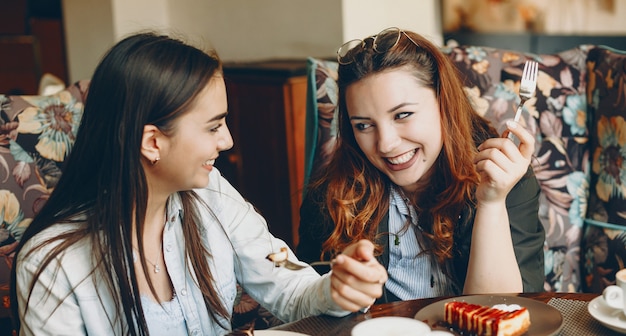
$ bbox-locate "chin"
[192,177,210,189]
[396,182,418,192]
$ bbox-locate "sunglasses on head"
[336,27,420,65]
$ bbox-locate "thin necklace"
[132,245,162,273]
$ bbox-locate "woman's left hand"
[329,239,387,312]
[473,120,535,204]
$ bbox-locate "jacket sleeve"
[16,251,86,335]
[15,231,121,335]
[506,168,546,292]
[296,184,335,272]
[205,171,348,322]
[452,167,546,293]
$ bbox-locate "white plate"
[415,294,563,335]
[255,331,309,336]
[588,295,626,334]
[351,316,431,335]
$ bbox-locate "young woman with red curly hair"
[297,28,545,303]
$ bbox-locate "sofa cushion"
[304,44,591,292]
[581,46,626,293]
[0,80,88,324]
[441,45,590,293]
[304,57,339,191]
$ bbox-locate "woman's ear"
[141,125,162,165]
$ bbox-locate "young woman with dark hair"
[11,32,387,335]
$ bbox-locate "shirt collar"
[389,187,419,227]
[166,192,184,230]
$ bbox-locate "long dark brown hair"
[11,32,229,335]
[313,29,496,263]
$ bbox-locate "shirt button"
[181,288,188,296]
[191,330,199,336]
[166,244,173,252]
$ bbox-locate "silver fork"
[503,60,538,140]
[281,260,334,271]
[266,247,334,270]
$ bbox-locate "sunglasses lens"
[373,27,402,53]
[337,39,364,64]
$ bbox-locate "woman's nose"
[377,124,400,154]
[219,125,234,151]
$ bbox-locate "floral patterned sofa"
[0,80,88,334]
[304,43,626,294]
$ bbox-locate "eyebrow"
[387,102,418,113]
[208,111,229,122]
[348,102,418,121]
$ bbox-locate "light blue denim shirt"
[16,168,346,335]
[386,187,455,300]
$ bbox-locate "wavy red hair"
[311,29,495,263]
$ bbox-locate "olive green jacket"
[297,169,545,303]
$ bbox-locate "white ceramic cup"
[351,316,431,336]
[603,268,626,311]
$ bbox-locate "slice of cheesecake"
[444,301,530,336]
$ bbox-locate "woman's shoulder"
[19,221,91,269]
[21,221,82,248]
[15,221,108,318]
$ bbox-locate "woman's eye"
[209,124,222,133]
[395,112,413,120]
[354,123,372,131]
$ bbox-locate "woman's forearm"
[463,200,523,294]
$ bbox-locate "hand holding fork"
[502,60,538,140]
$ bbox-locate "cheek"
[425,114,443,139]
[354,133,375,153]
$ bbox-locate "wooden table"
[271,292,615,335]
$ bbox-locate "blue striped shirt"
[386,188,455,299]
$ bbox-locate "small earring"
[151,157,160,165]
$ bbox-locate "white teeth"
[387,150,416,165]
[204,159,215,166]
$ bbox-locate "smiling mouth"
[203,159,215,166]
[386,149,417,165]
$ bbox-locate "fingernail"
[506,120,517,129]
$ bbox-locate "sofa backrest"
[445,45,590,293]
[0,80,88,326]
[581,46,626,292]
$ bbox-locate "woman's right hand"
[473,120,535,204]
[328,239,387,312]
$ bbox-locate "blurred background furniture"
[444,32,626,54]
[0,35,42,95]
[219,60,308,248]
[0,0,67,95]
